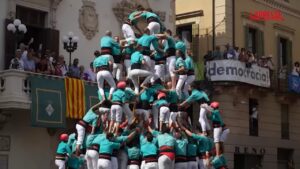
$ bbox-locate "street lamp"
[7,19,27,50]
[62,32,79,73]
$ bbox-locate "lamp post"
[7,19,27,51]
[62,32,79,75]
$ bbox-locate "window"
[16,5,47,27]
[277,148,294,169]
[249,98,258,136]
[244,26,264,56]
[234,154,263,169]
[278,37,292,70]
[247,28,257,54]
[281,104,289,139]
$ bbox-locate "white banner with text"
[206,60,270,87]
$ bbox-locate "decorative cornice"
[241,12,265,25]
[176,10,204,20]
[273,23,295,35]
[254,0,300,19]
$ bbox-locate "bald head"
[105,30,112,37]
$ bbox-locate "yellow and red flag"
[65,78,86,119]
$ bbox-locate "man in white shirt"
[10,49,24,70]
[122,19,136,41]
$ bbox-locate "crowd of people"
[9,44,96,81]
[55,6,229,169]
[205,44,275,71]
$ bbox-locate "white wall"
[0,0,8,70]
[56,0,174,70]
[0,110,58,169]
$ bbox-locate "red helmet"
[117,81,126,89]
[157,92,166,100]
[210,102,219,109]
[59,133,69,142]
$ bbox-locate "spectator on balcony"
[84,62,97,82]
[9,49,24,70]
[54,55,68,76]
[212,46,223,60]
[22,49,36,72]
[234,46,239,60]
[246,51,256,68]
[223,43,236,59]
[69,58,80,78]
[292,61,300,76]
[238,48,248,62]
[36,55,51,74]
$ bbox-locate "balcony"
[0,69,31,110]
[205,60,300,101]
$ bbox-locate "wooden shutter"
[244,25,249,51]
[286,39,292,72]
[4,19,16,69]
[41,28,60,59]
[256,30,264,56]
[192,24,199,61]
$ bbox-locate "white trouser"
[220,128,230,142]
[175,162,188,169]
[118,150,128,169]
[144,162,158,169]
[98,158,112,169]
[76,124,85,145]
[169,111,178,126]
[147,21,161,35]
[187,161,198,169]
[152,106,159,129]
[97,70,116,97]
[111,105,123,122]
[112,157,118,169]
[158,155,174,169]
[55,159,66,169]
[124,59,131,77]
[128,69,153,94]
[123,103,133,124]
[213,127,223,143]
[136,109,150,121]
[197,157,207,169]
[176,75,187,100]
[198,104,211,132]
[127,164,140,169]
[183,75,195,98]
[143,55,155,73]
[86,149,99,169]
[154,64,166,82]
[159,106,170,124]
[166,56,176,78]
[112,63,123,81]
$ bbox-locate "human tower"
[55,5,230,169]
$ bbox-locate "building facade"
[0,0,175,169]
[177,0,300,169]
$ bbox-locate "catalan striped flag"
[65,78,86,119]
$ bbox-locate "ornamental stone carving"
[79,0,99,40]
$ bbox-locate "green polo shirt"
[185,56,194,71]
[175,57,186,70]
[83,109,98,127]
[164,36,176,52]
[111,89,126,103]
[93,56,109,68]
[126,147,141,160]
[99,139,120,155]
[186,89,210,104]
[100,36,119,48]
[56,141,71,155]
[131,51,144,64]
[140,141,158,157]
[175,139,188,156]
